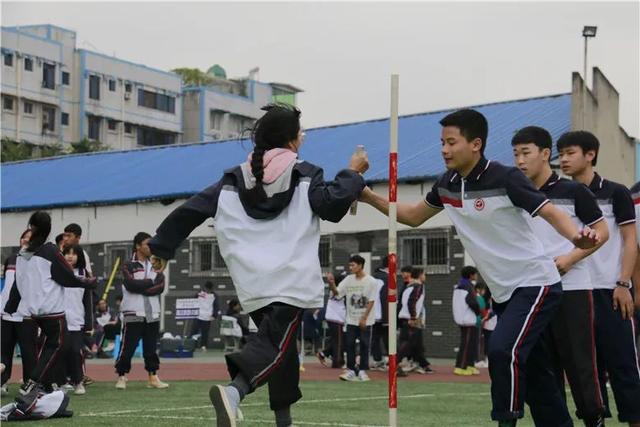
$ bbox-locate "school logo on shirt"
[474,198,485,211]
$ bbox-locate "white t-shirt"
[336,274,378,326]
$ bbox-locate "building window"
[425,229,450,274]
[62,71,70,86]
[88,115,101,140]
[42,106,55,132]
[137,89,175,113]
[137,126,175,146]
[3,53,12,66]
[42,63,55,90]
[105,244,130,282]
[24,57,33,71]
[124,122,133,134]
[61,112,69,126]
[89,75,100,100]
[109,79,116,92]
[190,239,228,276]
[125,83,132,93]
[318,236,332,271]
[400,229,450,275]
[3,97,14,111]
[210,110,226,132]
[23,101,33,115]
[107,119,117,131]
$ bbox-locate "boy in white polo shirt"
[360,109,601,427]
[512,126,609,427]
[558,131,640,427]
[329,255,377,382]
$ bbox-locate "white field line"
[80,391,490,417]
[81,413,388,426]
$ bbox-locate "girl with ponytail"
[149,103,369,427]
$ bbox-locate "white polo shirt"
[529,173,603,291]
[425,158,561,303]
[586,174,635,290]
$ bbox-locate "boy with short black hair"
[361,108,601,426]
[557,130,640,426]
[513,126,609,426]
[328,255,377,382]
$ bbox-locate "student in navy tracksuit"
[361,109,602,427]
[0,229,37,395]
[4,211,96,415]
[558,131,640,426]
[513,127,609,426]
[148,104,368,427]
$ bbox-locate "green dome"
[206,64,226,79]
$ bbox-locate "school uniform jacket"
[121,255,165,322]
[4,242,95,317]
[148,160,365,314]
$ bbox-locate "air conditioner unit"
[124,92,131,100]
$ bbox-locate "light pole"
[583,26,597,87]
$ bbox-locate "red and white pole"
[387,74,399,427]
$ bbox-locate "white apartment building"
[1,24,182,150]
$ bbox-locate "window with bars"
[191,239,228,276]
[400,229,450,275]
[318,236,332,270]
[104,244,130,281]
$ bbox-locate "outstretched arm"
[359,186,441,227]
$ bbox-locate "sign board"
[175,298,199,320]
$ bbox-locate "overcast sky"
[2,1,639,136]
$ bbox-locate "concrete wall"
[571,68,636,186]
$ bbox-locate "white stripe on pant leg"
[116,322,127,364]
[250,314,298,385]
[630,318,640,380]
[509,287,545,413]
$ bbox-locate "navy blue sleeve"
[149,180,223,260]
[505,168,549,216]
[612,184,635,226]
[573,184,603,226]
[425,180,444,209]
[306,164,365,223]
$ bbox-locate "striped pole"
[388,74,399,427]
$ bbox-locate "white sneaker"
[339,369,358,381]
[201,346,207,352]
[61,383,74,392]
[474,360,488,368]
[115,376,127,390]
[1,384,8,396]
[358,371,370,382]
[209,385,238,427]
[74,383,86,395]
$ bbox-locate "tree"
[70,138,108,154]
[171,68,215,87]
[1,137,109,163]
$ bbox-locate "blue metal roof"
[1,93,571,211]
